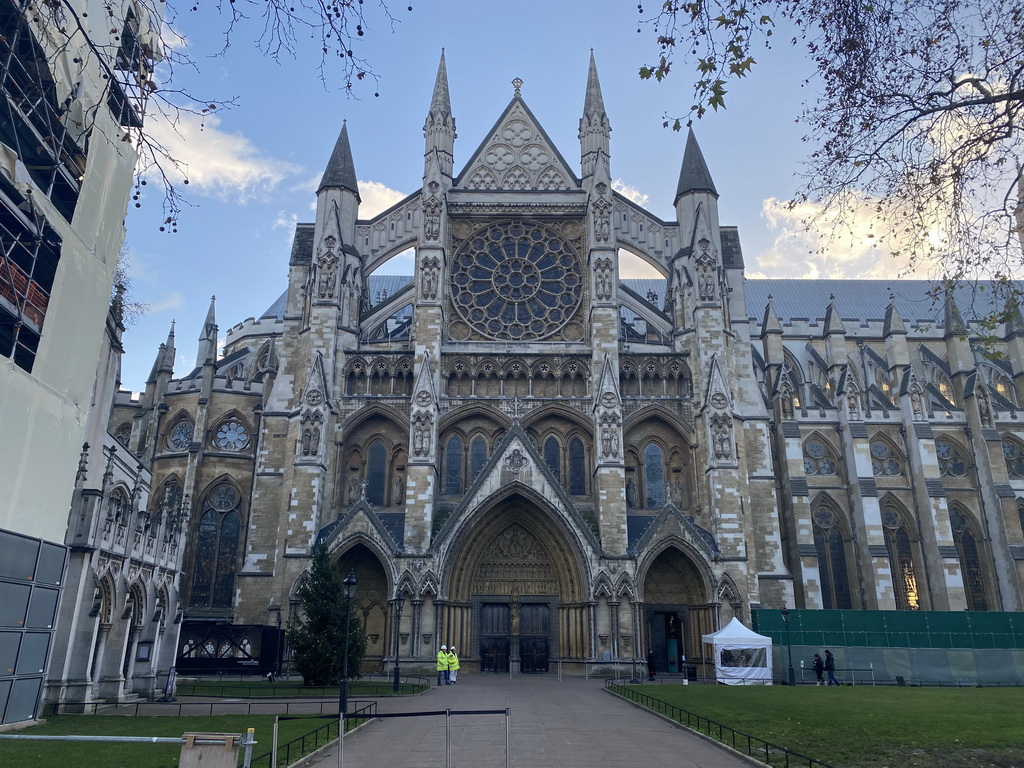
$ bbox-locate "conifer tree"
[288,545,366,686]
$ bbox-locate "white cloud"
[143,111,301,202]
[149,291,185,313]
[750,196,938,280]
[358,181,406,219]
[612,179,649,208]
[273,211,299,231]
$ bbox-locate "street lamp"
[392,597,404,692]
[780,607,795,686]
[338,569,357,722]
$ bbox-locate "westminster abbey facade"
[93,54,1024,684]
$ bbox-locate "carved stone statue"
[626,477,637,508]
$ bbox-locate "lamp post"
[780,607,795,686]
[392,597,404,692]
[338,569,357,724]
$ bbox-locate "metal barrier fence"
[605,682,833,768]
[44,699,351,717]
[249,701,377,768]
[176,679,429,698]
[0,731,258,766]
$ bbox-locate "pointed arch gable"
[593,571,614,599]
[635,536,714,604]
[342,402,410,433]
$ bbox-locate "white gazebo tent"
[701,617,773,685]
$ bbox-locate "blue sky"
[119,1,893,392]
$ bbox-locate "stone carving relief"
[471,523,558,595]
[412,413,433,458]
[696,253,717,302]
[710,413,733,460]
[976,385,992,426]
[423,196,442,242]
[300,410,323,457]
[462,112,570,192]
[594,257,613,301]
[420,256,440,301]
[599,412,620,460]
[592,195,611,244]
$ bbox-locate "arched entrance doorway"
[335,542,390,672]
[446,494,587,673]
[642,546,714,678]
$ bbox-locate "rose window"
[449,221,584,341]
[214,420,249,451]
[169,421,194,451]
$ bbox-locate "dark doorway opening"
[648,610,686,674]
[519,603,549,673]
[479,603,510,673]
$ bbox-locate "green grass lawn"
[621,684,1024,768]
[0,713,352,768]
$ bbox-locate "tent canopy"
[702,617,772,685]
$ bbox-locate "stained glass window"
[949,508,988,611]
[803,439,839,475]
[870,440,903,477]
[191,484,241,609]
[569,438,586,495]
[367,441,386,505]
[937,374,957,406]
[114,423,132,448]
[812,507,852,610]
[643,443,665,508]
[213,419,248,451]
[470,436,488,481]
[936,439,968,477]
[1002,439,1024,478]
[449,221,584,341]
[882,510,920,610]
[543,437,560,483]
[169,420,194,451]
[444,435,463,495]
[995,375,1015,405]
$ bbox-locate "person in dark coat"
[812,653,824,686]
[824,650,838,686]
[646,649,656,681]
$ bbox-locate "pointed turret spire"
[1004,297,1024,340]
[583,50,607,119]
[761,296,783,335]
[428,49,451,121]
[579,51,611,181]
[883,296,907,336]
[318,122,360,198]
[424,50,456,180]
[196,296,218,366]
[823,295,847,335]
[943,287,967,338]
[161,320,176,374]
[675,127,719,202]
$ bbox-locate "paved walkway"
[302,675,756,768]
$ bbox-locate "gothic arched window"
[870,438,903,477]
[444,435,463,495]
[949,507,989,611]
[803,438,839,476]
[643,443,666,508]
[167,418,194,451]
[191,483,242,609]
[543,437,560,483]
[366,441,387,505]
[936,438,968,477]
[569,437,586,495]
[811,505,853,609]
[881,503,920,610]
[470,436,488,481]
[1002,438,1024,478]
[994,374,1016,406]
[114,422,132,449]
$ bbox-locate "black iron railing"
[249,701,377,768]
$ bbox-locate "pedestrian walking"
[646,649,656,681]
[811,653,824,686]
[824,650,838,686]
[447,646,460,684]
[437,644,448,686]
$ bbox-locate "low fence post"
[445,709,452,768]
[504,707,511,768]
[271,717,279,768]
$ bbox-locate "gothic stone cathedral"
[109,54,1024,678]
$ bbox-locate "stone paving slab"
[301,675,757,768]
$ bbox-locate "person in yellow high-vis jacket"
[436,645,448,686]
[447,646,460,684]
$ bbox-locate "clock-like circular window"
[169,420,194,451]
[214,419,249,451]
[449,220,584,341]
